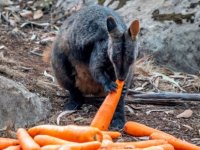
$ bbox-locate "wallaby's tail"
[43,46,52,63]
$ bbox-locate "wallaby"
[51,5,140,129]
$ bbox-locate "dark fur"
[51,5,139,129]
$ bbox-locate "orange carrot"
[133,144,174,150]
[0,138,19,149]
[124,121,160,137]
[102,134,112,141]
[28,125,103,143]
[41,145,60,150]
[100,140,168,149]
[34,135,75,146]
[101,134,113,147]
[143,144,174,150]
[102,131,121,139]
[59,141,101,150]
[150,132,200,150]
[100,144,174,150]
[17,128,40,150]
[91,80,124,130]
[3,145,21,150]
[131,140,168,148]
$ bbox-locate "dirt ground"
[0,12,200,146]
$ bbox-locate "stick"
[30,49,43,57]
[129,91,200,101]
[84,96,184,106]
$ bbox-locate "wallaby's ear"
[129,20,140,39]
[107,16,117,32]
[107,16,122,37]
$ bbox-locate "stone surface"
[53,0,200,74]
[105,0,200,74]
[0,75,51,129]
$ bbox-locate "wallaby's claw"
[104,81,118,93]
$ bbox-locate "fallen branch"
[20,21,50,28]
[84,96,184,106]
[128,91,200,101]
[0,65,26,78]
[125,98,185,106]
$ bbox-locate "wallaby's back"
[54,5,127,61]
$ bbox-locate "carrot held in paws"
[28,125,103,142]
[34,135,75,146]
[17,128,40,150]
[0,138,19,149]
[3,145,21,150]
[124,121,160,137]
[150,132,200,150]
[91,80,124,131]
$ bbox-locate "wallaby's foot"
[110,116,125,130]
[64,94,84,110]
[104,80,118,93]
[64,99,84,110]
[64,87,84,110]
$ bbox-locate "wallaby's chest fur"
[74,64,105,95]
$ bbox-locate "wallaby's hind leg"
[65,86,84,110]
[52,51,84,110]
[110,85,127,130]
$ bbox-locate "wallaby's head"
[107,17,140,81]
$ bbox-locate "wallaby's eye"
[112,54,121,63]
[127,56,133,64]
[112,56,118,62]
[99,38,105,42]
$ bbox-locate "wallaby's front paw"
[104,81,117,93]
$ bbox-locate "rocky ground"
[0,0,200,145]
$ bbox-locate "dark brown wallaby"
[50,5,140,129]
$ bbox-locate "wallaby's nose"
[118,77,125,81]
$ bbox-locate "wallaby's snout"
[115,62,130,81]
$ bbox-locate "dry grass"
[133,55,200,93]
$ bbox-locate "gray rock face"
[105,0,200,74]
[0,76,51,129]
[53,0,200,74]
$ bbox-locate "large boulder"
[105,0,200,74]
[52,0,200,74]
[0,76,51,129]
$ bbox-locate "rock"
[0,0,13,6]
[52,0,97,23]
[0,76,51,129]
[103,0,200,74]
[52,0,200,74]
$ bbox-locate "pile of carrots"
[1,80,200,150]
